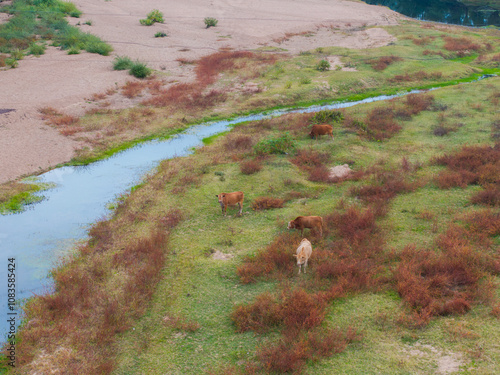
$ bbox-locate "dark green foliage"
[129,61,152,78]
[0,0,111,56]
[316,59,330,71]
[113,56,133,71]
[310,110,344,124]
[254,132,296,155]
[154,31,167,38]
[204,17,218,28]
[140,9,164,26]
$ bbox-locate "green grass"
[0,178,53,215]
[112,77,500,374]
[0,0,111,57]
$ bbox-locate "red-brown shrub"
[121,81,147,98]
[251,196,284,210]
[368,55,403,71]
[224,134,254,152]
[435,169,477,188]
[231,292,283,333]
[471,188,500,206]
[280,289,326,330]
[364,107,401,140]
[240,159,262,174]
[405,93,435,114]
[443,37,482,52]
[290,148,330,168]
[236,233,299,283]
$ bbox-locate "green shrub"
[28,43,46,56]
[58,1,82,17]
[254,133,296,155]
[67,47,80,55]
[140,9,164,26]
[204,17,218,28]
[154,31,167,38]
[129,61,152,78]
[11,49,24,60]
[6,58,18,68]
[310,110,344,124]
[316,59,330,71]
[113,56,133,70]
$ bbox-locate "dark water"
[363,0,500,27]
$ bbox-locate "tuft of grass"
[204,17,218,28]
[129,61,152,78]
[140,9,164,26]
[113,55,133,71]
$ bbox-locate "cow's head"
[309,131,314,139]
[293,252,307,265]
[216,193,226,207]
[287,221,296,230]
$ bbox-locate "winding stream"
[0,85,480,338]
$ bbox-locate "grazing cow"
[215,191,244,216]
[309,124,334,140]
[294,238,312,274]
[287,216,323,237]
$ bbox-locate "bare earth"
[0,0,401,183]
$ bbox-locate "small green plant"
[316,59,330,71]
[113,56,133,70]
[84,20,92,26]
[5,58,18,68]
[28,43,46,56]
[310,110,344,124]
[254,133,296,155]
[129,61,152,78]
[68,47,80,55]
[58,1,82,18]
[204,17,218,28]
[300,77,311,85]
[140,9,164,26]
[11,49,24,60]
[155,31,167,38]
[284,81,292,89]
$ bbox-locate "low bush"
[368,55,402,71]
[113,56,133,70]
[204,17,218,28]
[154,31,167,38]
[316,59,330,71]
[240,159,262,175]
[310,110,343,124]
[140,9,164,26]
[28,43,46,56]
[254,133,295,155]
[129,61,152,78]
[251,197,284,210]
[471,188,500,206]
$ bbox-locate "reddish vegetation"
[12,209,183,374]
[240,159,262,175]
[443,37,482,52]
[236,233,299,284]
[121,80,147,98]
[368,55,403,71]
[143,51,276,111]
[390,71,442,83]
[251,196,284,210]
[290,148,335,183]
[433,144,500,193]
[395,212,500,327]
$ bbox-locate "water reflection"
[363,0,500,27]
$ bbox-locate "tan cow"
[287,216,323,237]
[294,238,312,274]
[309,124,334,140]
[215,191,244,216]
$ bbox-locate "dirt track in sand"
[0,0,401,183]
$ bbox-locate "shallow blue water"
[0,87,432,339]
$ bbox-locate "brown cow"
[215,191,244,216]
[309,124,334,140]
[294,238,312,274]
[287,216,323,237]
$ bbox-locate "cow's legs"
[238,202,242,216]
[304,259,308,273]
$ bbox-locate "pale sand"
[0,0,401,183]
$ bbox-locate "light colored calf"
[294,238,312,274]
